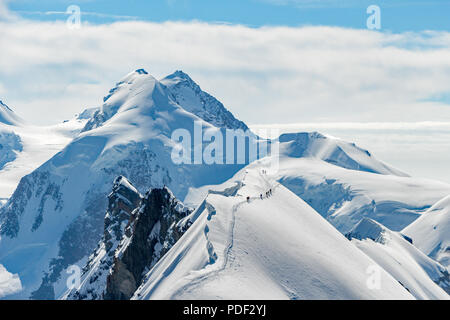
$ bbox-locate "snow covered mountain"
[64,151,450,300]
[160,70,248,131]
[1,68,449,300]
[403,195,450,268]
[83,69,247,133]
[133,165,413,299]
[347,218,449,298]
[271,133,450,234]
[62,177,191,300]
[0,69,253,299]
[187,132,450,235]
[278,132,408,176]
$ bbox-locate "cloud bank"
[1,16,450,125]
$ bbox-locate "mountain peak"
[166,70,193,82]
[0,100,13,112]
[160,71,249,131]
[112,176,140,195]
[82,69,169,132]
[162,70,199,91]
[114,68,155,89]
[83,68,249,133]
[135,68,149,75]
[346,218,385,243]
[0,100,23,126]
[278,131,408,177]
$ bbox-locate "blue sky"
[8,0,450,32]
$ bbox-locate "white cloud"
[250,121,450,131]
[0,0,16,20]
[1,20,450,126]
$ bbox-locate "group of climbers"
[246,188,273,203]
[260,189,272,199]
[245,169,272,203]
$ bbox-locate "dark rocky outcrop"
[105,187,190,300]
[65,177,191,300]
[64,176,141,300]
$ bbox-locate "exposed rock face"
[64,178,191,300]
[0,171,60,239]
[105,187,191,300]
[161,70,249,131]
[64,176,141,300]
[104,176,142,250]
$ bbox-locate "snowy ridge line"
[223,171,281,273]
[170,169,281,298]
[169,180,248,298]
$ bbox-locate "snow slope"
[273,133,450,233]
[0,105,93,200]
[347,218,449,298]
[403,195,450,268]
[133,164,413,300]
